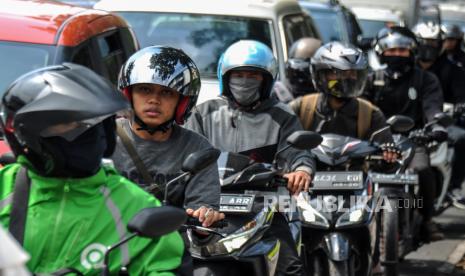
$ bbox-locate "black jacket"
[290,93,392,144]
[364,67,444,129]
[429,53,465,104]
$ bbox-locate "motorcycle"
[443,102,465,209]
[184,131,322,276]
[370,115,420,276]
[298,118,411,276]
[375,113,454,276]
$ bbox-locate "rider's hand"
[383,151,398,163]
[186,206,225,228]
[380,142,400,163]
[284,171,311,195]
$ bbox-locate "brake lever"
[181,225,226,238]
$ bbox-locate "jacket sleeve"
[131,230,185,276]
[184,108,206,137]
[183,152,221,211]
[366,107,394,144]
[278,112,315,175]
[421,71,444,122]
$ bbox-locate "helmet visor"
[317,69,367,98]
[40,114,112,141]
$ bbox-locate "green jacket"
[0,163,184,275]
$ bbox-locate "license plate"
[312,171,363,190]
[220,193,255,213]
[370,173,418,185]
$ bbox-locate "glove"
[408,129,430,144]
[455,103,465,115]
[379,142,402,156]
[430,130,448,143]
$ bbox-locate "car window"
[346,11,362,43]
[72,43,93,69]
[97,31,126,85]
[302,8,343,43]
[359,19,392,38]
[118,12,273,78]
[282,14,317,52]
[0,42,52,97]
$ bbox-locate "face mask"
[382,56,414,79]
[45,124,107,177]
[417,45,440,63]
[228,76,262,106]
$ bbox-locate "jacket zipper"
[235,111,241,152]
[46,183,70,265]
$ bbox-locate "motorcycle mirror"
[434,113,454,127]
[127,206,187,238]
[386,115,415,133]
[273,131,322,168]
[369,126,390,143]
[160,148,220,205]
[286,131,323,150]
[182,148,221,174]
[103,206,187,276]
[357,36,373,51]
[0,152,15,166]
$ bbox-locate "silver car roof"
[95,0,302,18]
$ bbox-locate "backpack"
[298,93,374,139]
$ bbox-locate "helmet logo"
[248,44,258,55]
[328,80,339,89]
[81,243,107,270]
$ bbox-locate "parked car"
[0,0,139,156]
[440,2,465,32]
[339,0,420,28]
[51,0,98,8]
[94,0,321,104]
[351,6,405,39]
[298,0,363,46]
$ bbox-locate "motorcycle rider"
[0,63,184,274]
[113,46,223,228]
[413,22,465,208]
[364,26,446,241]
[186,40,315,276]
[273,37,322,102]
[289,42,398,163]
[442,23,465,68]
[414,22,465,104]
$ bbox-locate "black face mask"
[382,55,414,80]
[44,124,107,178]
[417,45,440,63]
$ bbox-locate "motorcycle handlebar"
[185,217,228,228]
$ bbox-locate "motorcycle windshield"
[217,152,274,186]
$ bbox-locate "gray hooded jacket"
[185,97,315,174]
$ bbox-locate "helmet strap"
[133,115,174,135]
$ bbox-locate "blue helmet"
[217,40,278,101]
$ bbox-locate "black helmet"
[285,38,322,97]
[0,63,129,175]
[118,46,201,127]
[310,42,368,98]
[373,26,417,79]
[413,22,443,62]
[442,23,464,40]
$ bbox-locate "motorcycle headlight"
[296,193,330,229]
[335,204,368,228]
[205,205,275,256]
